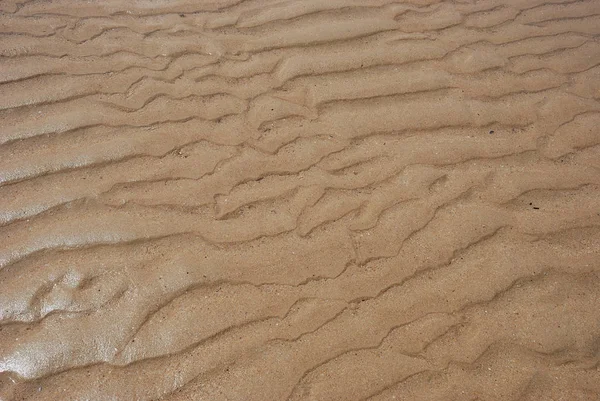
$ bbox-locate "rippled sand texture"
[1,0,600,400]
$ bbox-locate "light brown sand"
[1,0,600,400]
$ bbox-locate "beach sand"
[1,0,600,400]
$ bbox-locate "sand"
[1,0,600,400]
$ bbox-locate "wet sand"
[1,0,600,400]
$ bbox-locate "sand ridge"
[1,0,600,400]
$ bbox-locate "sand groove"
[1,0,599,400]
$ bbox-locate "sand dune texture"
[1,0,600,400]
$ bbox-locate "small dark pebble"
[179,13,185,17]
[533,207,539,210]
[489,130,494,134]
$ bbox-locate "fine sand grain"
[1,0,600,400]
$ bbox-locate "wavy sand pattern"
[1,0,600,400]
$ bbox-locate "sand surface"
[1,0,600,400]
